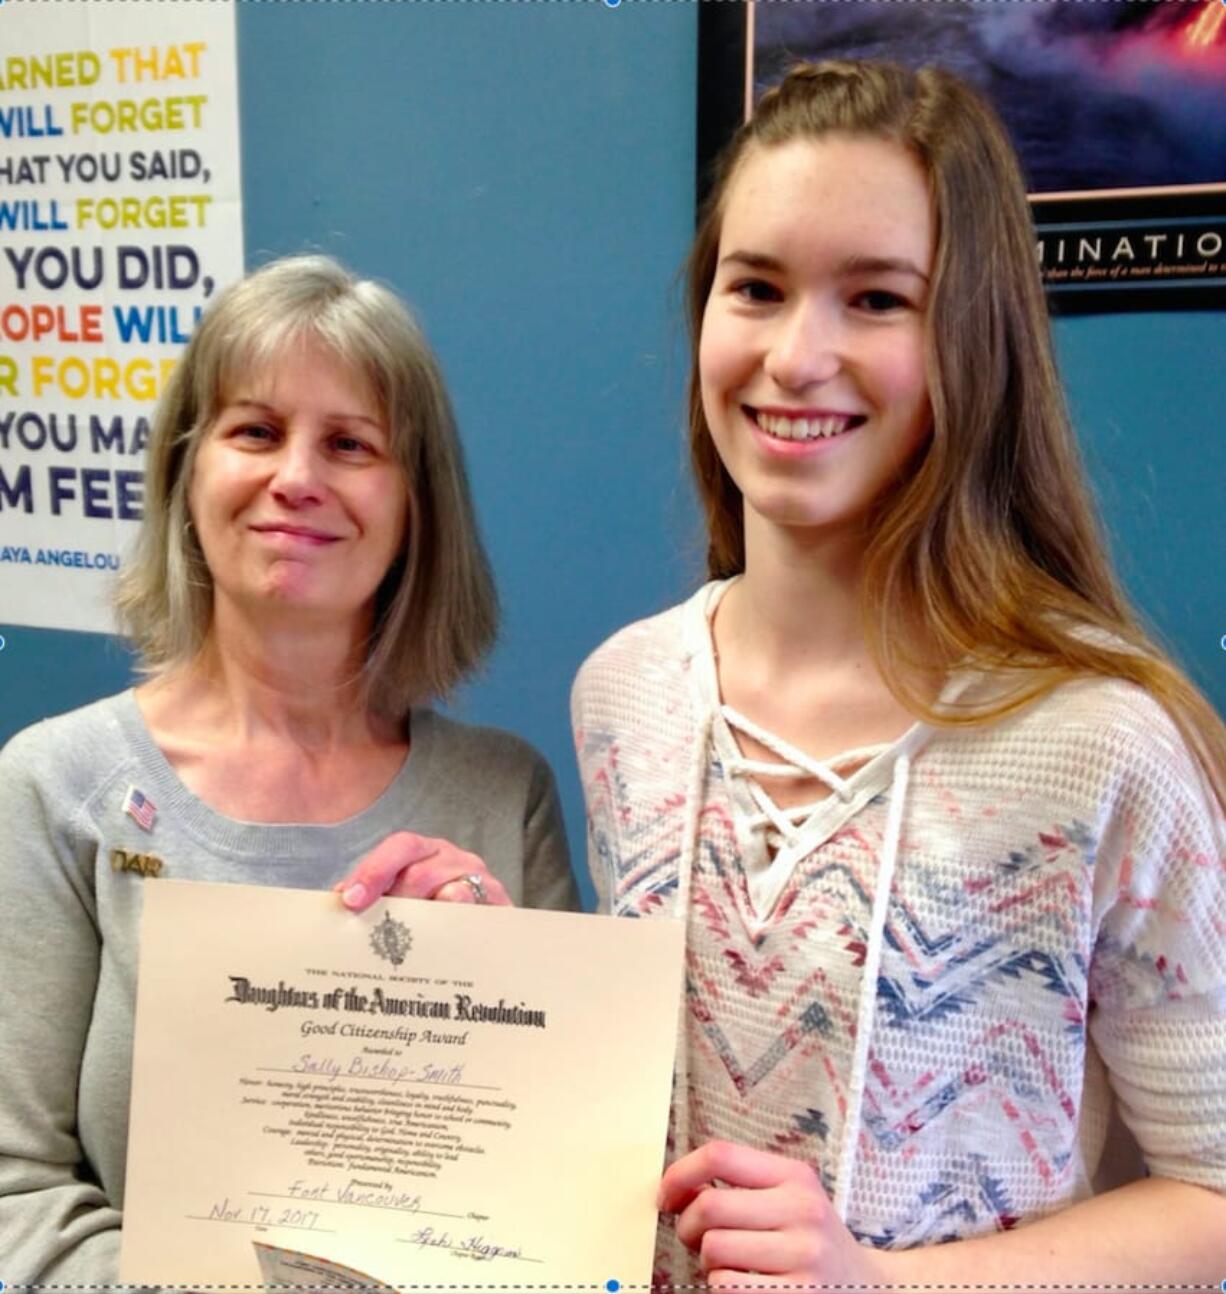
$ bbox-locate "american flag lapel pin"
[122,785,157,832]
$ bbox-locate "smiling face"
[699,133,935,550]
[187,339,409,633]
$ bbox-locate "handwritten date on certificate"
[197,1198,328,1233]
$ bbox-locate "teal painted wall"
[1,9,1221,909]
[1055,312,1224,709]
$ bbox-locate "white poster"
[0,0,244,632]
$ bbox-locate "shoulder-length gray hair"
[116,253,498,716]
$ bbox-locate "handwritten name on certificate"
[120,880,683,1288]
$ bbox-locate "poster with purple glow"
[699,1,1226,312]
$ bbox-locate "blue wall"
[1055,312,1225,710]
[1,8,1220,908]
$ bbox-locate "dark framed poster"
[697,1,1226,314]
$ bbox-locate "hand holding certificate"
[121,881,682,1288]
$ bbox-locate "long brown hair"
[686,60,1225,808]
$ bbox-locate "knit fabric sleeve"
[571,655,611,915]
[571,620,663,918]
[1085,686,1226,1193]
[520,748,582,912]
[0,719,123,1282]
[570,599,696,918]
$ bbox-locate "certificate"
[120,880,683,1288]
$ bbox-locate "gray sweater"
[0,691,578,1282]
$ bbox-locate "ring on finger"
[459,872,488,904]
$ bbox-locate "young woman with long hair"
[573,61,1225,1288]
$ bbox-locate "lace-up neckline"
[720,701,889,841]
[692,582,925,922]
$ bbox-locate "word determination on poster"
[0,2,243,633]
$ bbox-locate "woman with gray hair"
[0,254,578,1281]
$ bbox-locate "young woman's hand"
[334,832,512,909]
[659,1140,891,1290]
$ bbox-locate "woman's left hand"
[659,1140,891,1290]
[334,831,512,911]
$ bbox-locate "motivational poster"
[0,1,244,632]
